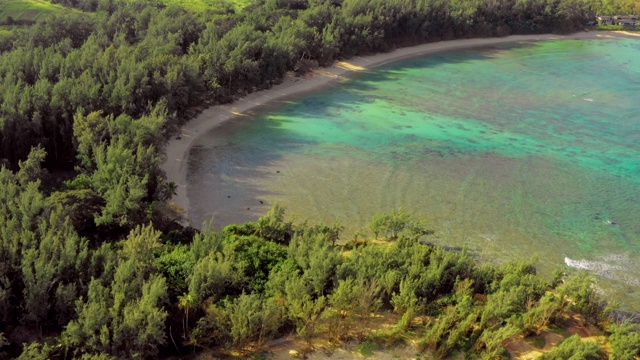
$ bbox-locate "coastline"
[161,31,635,226]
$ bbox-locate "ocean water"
[188,38,640,308]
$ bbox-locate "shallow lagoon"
[188,38,640,308]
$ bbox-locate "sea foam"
[565,256,640,286]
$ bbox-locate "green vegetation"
[0,161,637,359]
[156,0,251,13]
[539,335,605,360]
[0,0,599,170]
[0,0,81,25]
[356,340,379,357]
[0,0,639,358]
[596,0,640,15]
[369,208,431,240]
[0,157,631,359]
[608,321,640,359]
[595,24,640,31]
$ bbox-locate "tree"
[177,293,194,339]
[73,111,112,170]
[90,137,157,227]
[119,223,162,269]
[63,260,168,358]
[284,272,326,343]
[422,279,479,358]
[326,278,359,340]
[254,204,294,244]
[17,145,47,186]
[156,180,178,202]
[288,232,342,297]
[539,334,605,360]
[556,273,608,326]
[522,293,562,335]
[608,321,640,360]
[369,209,429,240]
[17,342,53,360]
[475,323,520,359]
[391,277,420,316]
[223,293,282,348]
[188,250,240,304]
[20,216,89,329]
[327,277,382,339]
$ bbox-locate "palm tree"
[158,180,178,201]
[177,293,195,339]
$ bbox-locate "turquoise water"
[188,38,640,308]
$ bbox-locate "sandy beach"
[161,31,635,226]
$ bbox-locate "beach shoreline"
[161,31,635,226]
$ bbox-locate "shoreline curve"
[161,31,637,226]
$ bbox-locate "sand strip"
[161,31,634,225]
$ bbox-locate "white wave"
[565,256,640,286]
[564,257,620,272]
[601,253,631,263]
[583,98,594,102]
[479,233,497,241]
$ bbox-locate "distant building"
[597,16,613,25]
[614,15,637,26]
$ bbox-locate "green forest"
[1,0,640,358]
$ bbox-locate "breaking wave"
[565,255,640,286]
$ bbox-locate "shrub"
[538,334,605,360]
[369,209,429,240]
[356,340,379,357]
[608,321,640,360]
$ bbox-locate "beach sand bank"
[161,31,635,226]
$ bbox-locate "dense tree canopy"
[0,0,599,172]
[0,0,637,358]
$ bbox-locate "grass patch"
[158,0,251,13]
[0,0,82,24]
[548,323,570,337]
[526,334,546,349]
[594,24,640,31]
[250,352,272,360]
[0,0,247,25]
[356,340,380,358]
[369,328,408,348]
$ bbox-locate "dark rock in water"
[175,136,182,140]
[444,245,464,252]
[247,207,250,210]
[259,200,264,204]
[227,195,231,198]
[276,170,280,173]
[419,240,463,253]
[610,309,640,324]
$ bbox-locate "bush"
[608,321,640,360]
[356,340,379,357]
[369,209,429,240]
[556,274,608,326]
[195,293,283,349]
[538,334,605,360]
